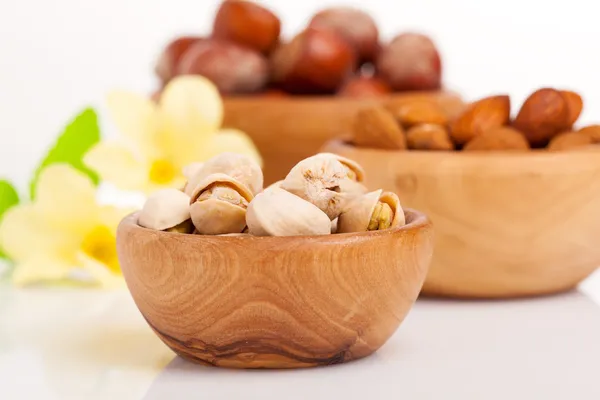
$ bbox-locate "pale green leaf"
[0,180,20,259]
[30,107,101,199]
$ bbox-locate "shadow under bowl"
[116,209,433,369]
[322,139,600,299]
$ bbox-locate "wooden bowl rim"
[119,208,430,244]
[327,139,600,161]
[222,90,461,104]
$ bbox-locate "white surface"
[1,285,600,399]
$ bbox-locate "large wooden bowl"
[116,210,433,369]
[223,91,464,184]
[322,140,600,299]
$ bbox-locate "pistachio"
[246,188,331,236]
[182,162,204,180]
[280,154,358,220]
[190,173,254,235]
[138,189,191,231]
[316,152,368,195]
[185,152,263,196]
[337,190,405,233]
[166,219,195,234]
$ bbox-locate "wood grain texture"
[323,140,600,298]
[223,91,464,184]
[117,210,433,369]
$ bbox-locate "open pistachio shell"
[138,189,191,231]
[280,154,357,220]
[190,173,254,235]
[246,188,331,237]
[185,152,263,196]
[337,190,406,233]
[316,152,366,182]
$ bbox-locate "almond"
[560,90,583,126]
[388,100,448,127]
[547,131,594,151]
[450,95,510,145]
[353,106,406,150]
[578,124,600,143]
[463,127,530,151]
[513,88,570,146]
[406,124,454,151]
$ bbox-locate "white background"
[1,0,600,292]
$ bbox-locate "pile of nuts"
[138,152,406,236]
[352,88,600,151]
[155,0,442,96]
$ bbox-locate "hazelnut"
[270,28,357,94]
[547,131,593,151]
[388,100,448,127]
[353,107,406,150]
[578,125,600,143]
[450,95,511,145]
[212,0,281,55]
[406,124,454,151]
[560,90,583,126]
[155,36,204,84]
[337,76,391,98]
[513,88,570,146]
[308,7,379,63]
[377,33,442,91]
[463,127,530,151]
[177,39,269,94]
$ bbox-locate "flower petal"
[11,256,74,287]
[0,204,80,263]
[34,165,100,235]
[106,90,162,159]
[78,253,126,289]
[204,129,263,167]
[84,142,148,192]
[159,76,223,164]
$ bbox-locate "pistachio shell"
[338,190,406,233]
[337,190,382,233]
[190,173,254,235]
[138,189,191,231]
[264,180,284,192]
[339,180,368,195]
[331,218,339,234]
[316,152,366,182]
[185,152,263,196]
[246,188,331,237]
[379,191,406,227]
[182,162,204,180]
[280,154,356,220]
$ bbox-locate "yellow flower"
[0,164,131,288]
[84,75,262,193]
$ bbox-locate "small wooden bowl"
[116,210,433,369]
[322,140,600,299]
[223,91,464,184]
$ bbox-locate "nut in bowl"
[117,152,433,369]
[321,87,600,299]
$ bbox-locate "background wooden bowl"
[223,91,464,184]
[117,210,433,369]
[322,140,600,299]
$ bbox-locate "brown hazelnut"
[337,76,391,98]
[353,107,406,150]
[547,131,594,151]
[212,0,281,55]
[560,90,583,126]
[377,33,442,91]
[308,7,379,63]
[177,39,269,94]
[463,127,530,151]
[578,124,600,143]
[406,124,454,151]
[388,100,448,127]
[270,28,357,94]
[155,36,205,84]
